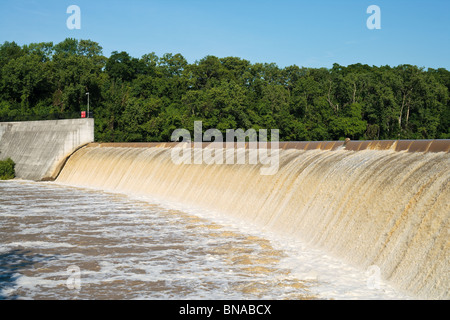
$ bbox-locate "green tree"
[1,39,449,142]
[106,51,143,82]
[0,158,15,180]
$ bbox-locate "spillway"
[55,140,450,299]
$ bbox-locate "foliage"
[1,39,449,142]
[0,158,15,180]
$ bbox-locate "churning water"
[1,180,411,300]
[56,146,450,299]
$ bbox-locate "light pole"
[86,92,90,118]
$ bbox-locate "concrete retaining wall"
[0,119,94,181]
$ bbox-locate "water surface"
[0,180,410,300]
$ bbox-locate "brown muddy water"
[0,180,411,300]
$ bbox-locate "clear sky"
[0,0,449,69]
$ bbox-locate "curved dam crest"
[55,141,450,299]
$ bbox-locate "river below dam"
[0,180,412,300]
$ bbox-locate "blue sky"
[0,0,449,69]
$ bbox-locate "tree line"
[0,38,449,142]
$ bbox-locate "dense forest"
[0,38,449,142]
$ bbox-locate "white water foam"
[1,180,414,300]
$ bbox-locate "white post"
[86,92,90,118]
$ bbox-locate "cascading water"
[55,144,449,299]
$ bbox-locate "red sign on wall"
[81,111,86,118]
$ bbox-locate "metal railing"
[0,111,93,122]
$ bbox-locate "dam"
[0,121,448,299]
[0,119,94,181]
[52,140,450,299]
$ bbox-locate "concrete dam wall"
[55,140,450,299]
[0,119,94,181]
